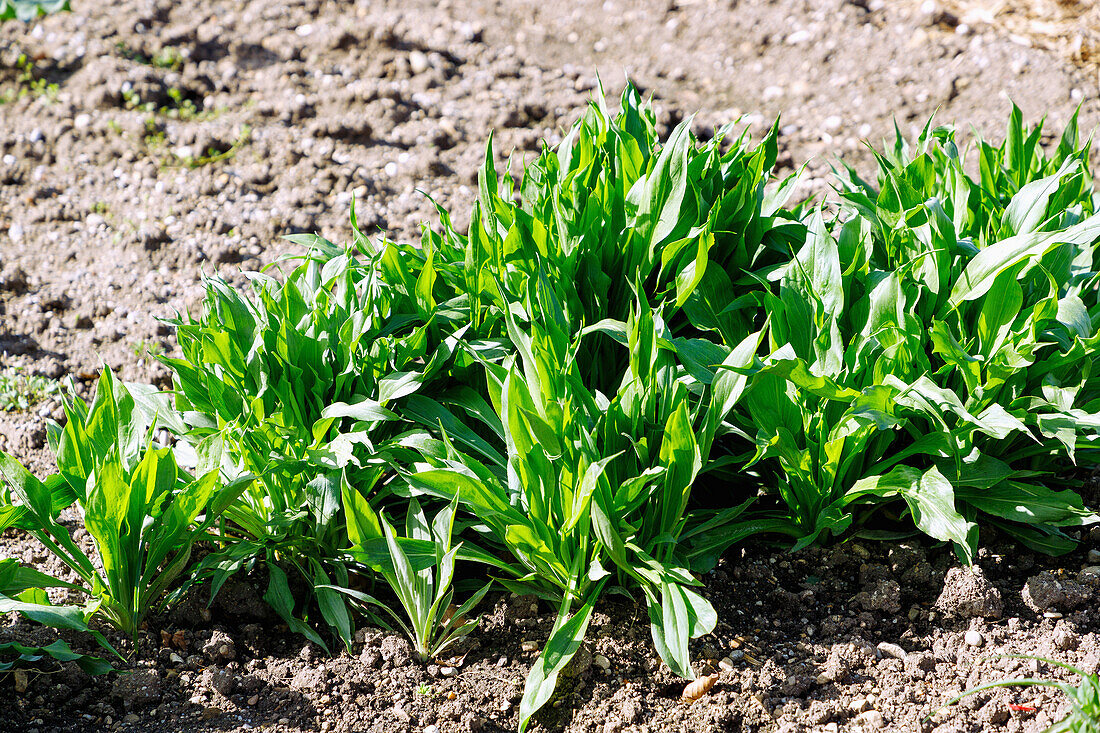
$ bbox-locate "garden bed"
[3,1,1100,732]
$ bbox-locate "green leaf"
[844,466,976,564]
[957,481,1097,527]
[518,597,597,732]
[647,581,716,679]
[949,212,1100,305]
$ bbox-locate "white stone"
[409,50,430,74]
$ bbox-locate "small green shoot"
[933,655,1100,732]
[0,367,59,412]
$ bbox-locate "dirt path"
[2,1,1100,731]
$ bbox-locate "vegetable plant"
[164,236,471,650]
[718,110,1100,560]
[0,370,250,639]
[404,288,735,729]
[331,495,491,663]
[0,0,68,21]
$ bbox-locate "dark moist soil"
[3,0,1100,731]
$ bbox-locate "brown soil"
[3,0,1100,732]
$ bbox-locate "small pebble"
[964,630,984,647]
[718,657,734,672]
[1044,611,1064,619]
[857,710,885,729]
[1087,549,1100,564]
[594,654,610,671]
[409,51,430,74]
[423,726,439,733]
[876,642,906,660]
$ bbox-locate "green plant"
[405,293,739,730]
[152,47,183,70]
[162,87,199,120]
[125,86,220,123]
[0,0,68,21]
[934,655,1100,732]
[163,236,469,650]
[0,370,251,639]
[129,338,165,360]
[389,85,786,728]
[716,110,1100,560]
[171,125,250,168]
[332,496,491,663]
[0,367,59,412]
[115,42,183,71]
[0,639,111,677]
[0,557,118,663]
[11,54,57,100]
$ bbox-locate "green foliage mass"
[1,86,1098,729]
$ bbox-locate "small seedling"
[0,367,59,412]
[171,125,251,168]
[130,339,165,360]
[0,54,58,103]
[933,655,1100,732]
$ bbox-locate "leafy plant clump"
[719,109,1100,561]
[333,496,491,663]
[0,366,59,411]
[0,370,250,640]
[2,85,1100,732]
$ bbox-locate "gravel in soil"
[5,534,1100,733]
[3,0,1100,731]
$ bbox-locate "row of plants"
[2,87,1100,730]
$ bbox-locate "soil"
[2,0,1100,731]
